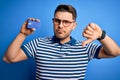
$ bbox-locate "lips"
[56,30,65,34]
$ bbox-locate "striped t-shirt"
[21,36,102,80]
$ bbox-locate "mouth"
[56,30,65,34]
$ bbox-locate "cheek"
[65,28,73,34]
[67,26,73,31]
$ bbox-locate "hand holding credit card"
[27,19,40,29]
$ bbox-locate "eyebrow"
[53,18,74,22]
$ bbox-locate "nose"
[58,21,64,28]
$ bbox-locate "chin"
[56,35,64,39]
[55,34,69,40]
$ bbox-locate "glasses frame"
[52,18,75,27]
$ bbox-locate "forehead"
[54,11,73,20]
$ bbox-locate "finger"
[29,18,35,21]
[82,32,93,38]
[33,28,36,30]
[83,30,93,36]
[35,19,40,22]
[89,23,96,30]
[89,23,101,31]
[82,39,92,47]
[86,25,94,32]
[28,18,40,22]
[28,28,36,31]
[29,28,36,34]
[31,28,36,32]
[89,23,102,36]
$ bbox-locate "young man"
[3,4,120,80]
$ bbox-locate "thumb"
[31,28,36,33]
[82,39,92,47]
[29,28,36,34]
[30,28,35,32]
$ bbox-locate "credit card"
[27,20,40,29]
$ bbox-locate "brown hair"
[54,4,77,20]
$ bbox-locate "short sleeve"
[86,43,102,60]
[21,38,38,58]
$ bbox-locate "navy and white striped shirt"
[21,36,102,80]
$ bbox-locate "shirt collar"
[52,35,76,45]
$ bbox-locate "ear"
[72,22,77,30]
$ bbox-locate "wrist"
[19,32,27,37]
[16,32,26,42]
[97,30,106,40]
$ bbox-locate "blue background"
[0,0,120,80]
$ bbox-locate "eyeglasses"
[52,18,75,27]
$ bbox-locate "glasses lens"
[52,18,74,27]
[63,20,71,26]
[54,18,60,24]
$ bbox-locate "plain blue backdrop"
[0,0,120,80]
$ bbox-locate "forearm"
[4,33,26,61]
[99,35,120,56]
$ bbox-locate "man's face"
[53,11,76,40]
